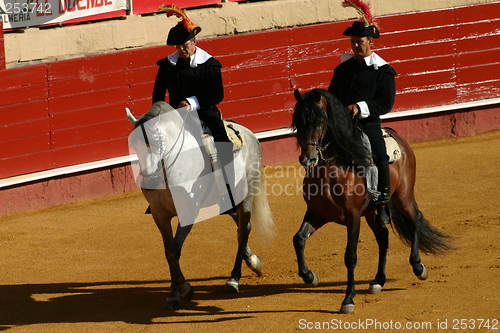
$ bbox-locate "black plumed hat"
[167,24,201,45]
[341,0,380,38]
[160,4,202,45]
[343,20,380,38]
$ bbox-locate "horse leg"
[243,244,263,275]
[341,216,361,314]
[408,209,428,279]
[366,213,389,294]
[163,223,195,310]
[392,198,428,280]
[229,212,263,276]
[226,210,252,293]
[293,210,319,286]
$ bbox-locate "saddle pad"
[382,128,402,163]
[223,120,244,151]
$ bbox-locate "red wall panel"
[47,53,130,81]
[0,100,49,126]
[49,86,130,113]
[0,64,47,90]
[0,21,4,70]
[1,118,50,142]
[48,71,130,97]
[1,84,49,106]
[51,137,129,167]
[0,133,51,159]
[131,0,221,15]
[454,1,500,22]
[51,119,130,149]
[0,151,53,179]
[224,77,290,101]
[50,103,128,129]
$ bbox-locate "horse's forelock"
[292,91,328,145]
[292,89,369,168]
[135,101,175,129]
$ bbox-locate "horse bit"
[305,138,337,163]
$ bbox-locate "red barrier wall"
[131,0,242,15]
[0,21,5,70]
[1,2,500,182]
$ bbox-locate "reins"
[138,107,191,181]
[304,130,337,164]
[316,142,337,163]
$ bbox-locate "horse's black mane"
[291,89,369,168]
[134,101,175,129]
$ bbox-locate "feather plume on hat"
[342,0,377,28]
[159,4,199,32]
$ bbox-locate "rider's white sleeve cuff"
[357,101,370,119]
[186,96,200,111]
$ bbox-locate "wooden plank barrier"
[0,21,5,70]
[1,2,499,180]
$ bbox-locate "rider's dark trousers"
[360,122,389,166]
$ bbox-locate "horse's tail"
[250,174,276,242]
[389,201,453,254]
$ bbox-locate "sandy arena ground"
[1,131,499,332]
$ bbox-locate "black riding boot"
[216,141,238,214]
[375,164,391,224]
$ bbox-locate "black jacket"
[328,55,396,124]
[152,53,224,116]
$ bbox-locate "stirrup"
[201,134,237,214]
[375,204,391,225]
[202,134,228,196]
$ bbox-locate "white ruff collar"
[364,52,388,70]
[340,52,388,70]
[167,47,212,68]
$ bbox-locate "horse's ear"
[293,89,302,102]
[126,108,137,127]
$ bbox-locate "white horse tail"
[250,173,275,242]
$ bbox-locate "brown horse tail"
[389,201,454,254]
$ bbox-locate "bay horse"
[291,89,451,314]
[126,101,274,310]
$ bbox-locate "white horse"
[126,101,275,310]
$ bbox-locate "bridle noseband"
[303,100,337,164]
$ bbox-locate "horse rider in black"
[152,5,236,211]
[328,19,397,225]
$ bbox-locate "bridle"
[138,122,168,188]
[302,95,337,164]
[136,107,190,186]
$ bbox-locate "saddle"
[223,120,244,151]
[201,120,244,151]
[201,120,244,198]
[382,128,401,163]
[363,127,402,199]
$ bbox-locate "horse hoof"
[179,282,194,301]
[309,272,318,287]
[165,298,181,311]
[246,254,263,275]
[225,278,240,293]
[418,264,428,280]
[369,283,382,294]
[303,270,318,287]
[340,304,355,314]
